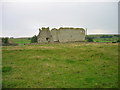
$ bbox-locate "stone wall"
[58,28,85,42]
[37,27,53,43]
[51,28,59,42]
[37,27,85,43]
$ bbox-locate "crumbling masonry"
[37,27,85,43]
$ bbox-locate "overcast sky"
[1,0,118,37]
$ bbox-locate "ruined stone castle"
[37,27,85,43]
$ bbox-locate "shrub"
[28,38,31,40]
[31,35,37,43]
[2,37,18,46]
[2,37,9,44]
[86,37,94,42]
[117,40,120,42]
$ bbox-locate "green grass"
[93,37,118,42]
[9,35,119,45]
[2,43,118,88]
[86,34,119,42]
[9,38,31,45]
[2,66,12,73]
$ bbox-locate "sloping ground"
[2,43,118,88]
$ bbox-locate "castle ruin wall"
[37,27,85,43]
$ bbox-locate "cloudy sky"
[1,0,119,38]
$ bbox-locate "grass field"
[9,38,31,45]
[2,43,118,88]
[8,34,119,45]
[86,35,119,42]
[93,37,118,42]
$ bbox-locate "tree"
[100,35,112,38]
[2,37,9,44]
[117,39,120,42]
[86,37,93,42]
[31,35,37,43]
[28,38,31,40]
